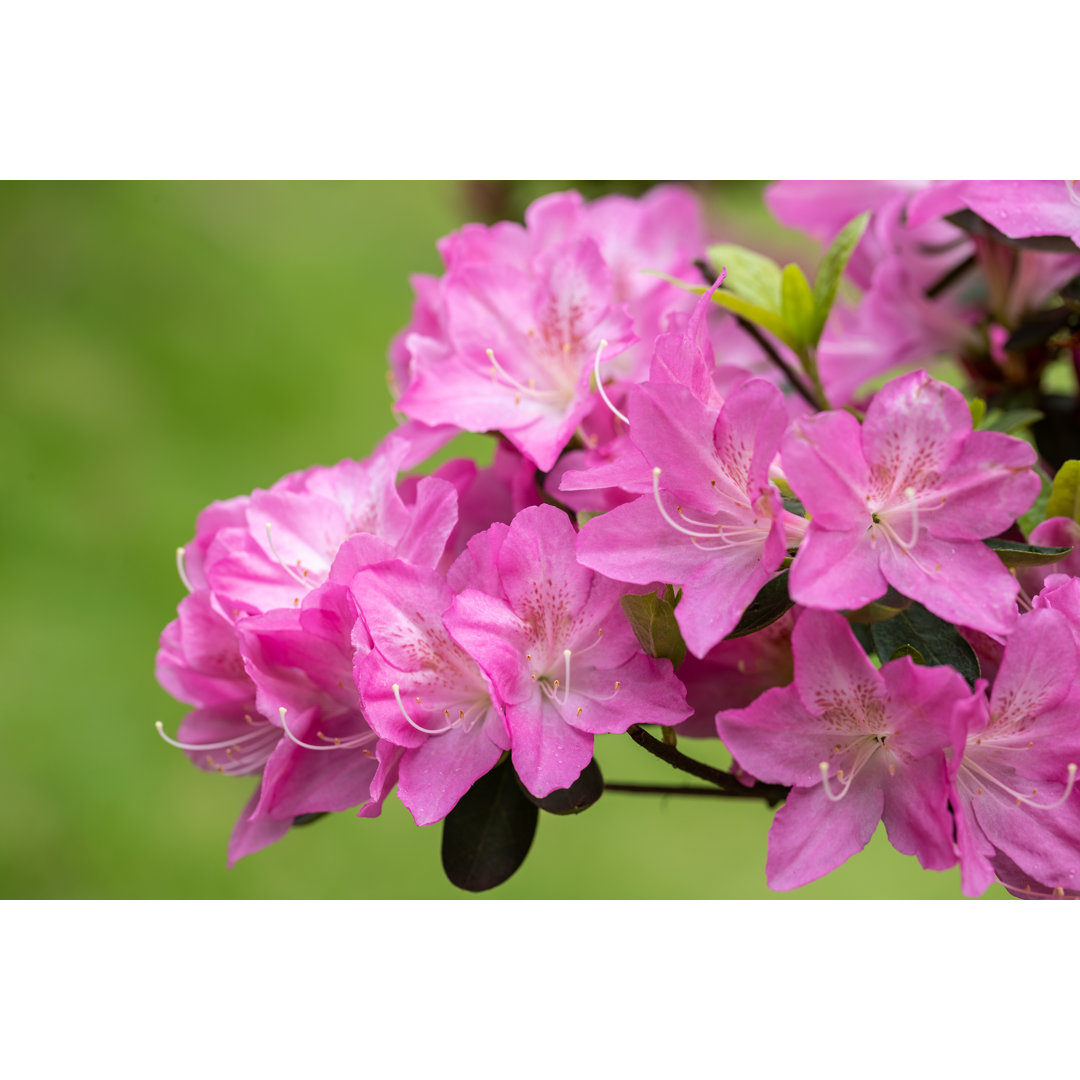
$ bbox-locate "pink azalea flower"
[444,505,691,797]
[193,433,459,616]
[676,609,797,739]
[716,609,970,891]
[392,187,709,471]
[1018,517,1080,601]
[237,581,387,824]
[576,377,806,658]
[910,180,1080,249]
[351,560,510,826]
[783,370,1040,635]
[948,608,1080,897]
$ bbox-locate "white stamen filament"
[651,469,728,540]
[819,742,879,803]
[486,348,563,402]
[392,684,456,735]
[155,720,271,753]
[176,547,194,592]
[593,340,629,425]
[264,523,315,591]
[962,759,1077,810]
[278,707,377,752]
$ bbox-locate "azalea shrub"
[156,181,1080,898]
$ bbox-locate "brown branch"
[605,782,783,803]
[626,725,789,807]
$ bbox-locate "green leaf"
[968,398,987,428]
[781,263,816,348]
[292,812,329,827]
[520,758,604,816]
[725,571,793,639]
[983,538,1073,567]
[1045,460,1080,523]
[707,287,802,350]
[705,243,783,313]
[441,755,538,892]
[869,602,980,688]
[979,408,1044,434]
[620,585,687,668]
[1019,468,1053,537]
[888,644,926,664]
[811,211,870,343]
[648,271,801,351]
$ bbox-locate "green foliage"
[441,755,538,892]
[521,759,604,816]
[968,398,987,428]
[810,212,870,343]
[701,212,869,361]
[978,408,1044,434]
[781,263,816,345]
[1046,460,1080,523]
[869,603,980,688]
[1019,467,1054,537]
[725,571,794,638]
[621,585,687,668]
[983,538,1073,568]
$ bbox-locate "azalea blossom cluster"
[156,181,1080,897]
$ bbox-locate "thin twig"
[735,316,822,410]
[926,253,977,299]
[605,782,782,802]
[627,725,789,807]
[692,257,821,410]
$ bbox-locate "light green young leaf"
[968,398,987,428]
[811,211,870,343]
[705,244,783,313]
[781,263,816,348]
[649,271,802,352]
[1046,460,1080,523]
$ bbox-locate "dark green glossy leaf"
[621,585,687,668]
[441,756,538,892]
[870,602,980,687]
[848,620,876,655]
[725,571,793,639]
[520,758,603,816]
[781,495,806,517]
[983,538,1073,567]
[292,812,329,827]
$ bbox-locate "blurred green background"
[0,181,1000,898]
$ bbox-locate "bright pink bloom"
[676,609,797,739]
[948,608,1080,897]
[392,187,708,471]
[576,377,806,658]
[194,434,458,616]
[784,370,1039,635]
[910,181,1080,249]
[444,505,691,797]
[351,560,509,826]
[716,609,969,890]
